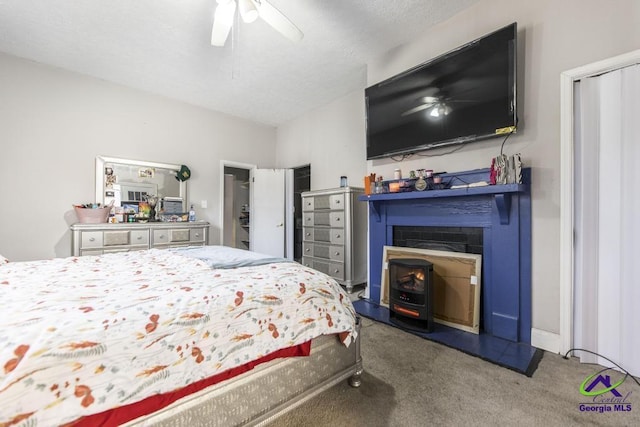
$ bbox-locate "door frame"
[558,49,640,355]
[219,160,256,245]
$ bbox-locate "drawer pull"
[194,233,200,237]
[304,263,310,267]
[335,234,341,238]
[306,217,311,221]
[159,234,165,239]
[333,269,340,273]
[334,251,340,256]
[89,237,95,242]
[136,236,142,240]
[306,232,311,237]
[305,248,310,252]
[335,200,340,204]
[336,217,340,221]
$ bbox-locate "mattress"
[0,246,359,426]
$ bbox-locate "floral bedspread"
[0,248,357,426]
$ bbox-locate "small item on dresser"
[189,204,196,222]
[394,168,402,180]
[340,176,348,187]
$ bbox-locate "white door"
[250,168,293,258]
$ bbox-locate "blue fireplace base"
[354,299,542,376]
[358,168,532,344]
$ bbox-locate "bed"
[0,246,362,426]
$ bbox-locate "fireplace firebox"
[389,258,434,332]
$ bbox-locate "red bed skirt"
[69,341,312,427]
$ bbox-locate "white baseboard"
[531,328,561,353]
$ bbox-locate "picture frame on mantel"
[381,245,482,334]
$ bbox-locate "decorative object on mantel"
[73,201,114,224]
[490,153,523,185]
[175,165,191,182]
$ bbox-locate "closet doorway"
[559,49,640,376]
[293,165,311,263]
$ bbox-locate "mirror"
[95,156,187,216]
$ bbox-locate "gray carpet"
[272,317,639,426]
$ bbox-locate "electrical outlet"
[200,200,208,209]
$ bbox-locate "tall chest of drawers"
[301,187,367,292]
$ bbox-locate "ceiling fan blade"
[255,0,303,42]
[401,103,435,117]
[211,0,237,47]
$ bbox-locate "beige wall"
[276,90,367,190]
[275,0,640,340]
[0,53,277,261]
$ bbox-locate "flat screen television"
[365,22,517,160]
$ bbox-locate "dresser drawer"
[303,227,314,242]
[153,229,170,245]
[81,231,103,248]
[103,230,149,247]
[303,197,314,211]
[129,230,149,246]
[305,211,344,227]
[190,227,206,243]
[330,194,344,210]
[170,229,191,242]
[303,242,344,262]
[301,257,344,281]
[310,228,345,245]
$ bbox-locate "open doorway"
[220,161,310,259]
[222,166,251,250]
[293,165,311,263]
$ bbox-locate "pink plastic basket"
[74,204,112,224]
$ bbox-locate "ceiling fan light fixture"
[429,103,452,117]
[211,0,237,46]
[239,0,259,23]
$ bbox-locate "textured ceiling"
[0,0,478,126]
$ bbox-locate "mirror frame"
[95,156,188,211]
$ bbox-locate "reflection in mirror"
[95,156,187,220]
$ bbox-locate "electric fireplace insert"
[389,258,434,332]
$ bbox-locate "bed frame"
[126,317,363,426]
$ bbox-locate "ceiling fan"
[401,96,475,118]
[211,0,304,47]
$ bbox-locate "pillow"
[0,254,9,264]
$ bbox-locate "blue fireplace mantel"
[358,168,532,344]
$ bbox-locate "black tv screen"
[365,23,517,160]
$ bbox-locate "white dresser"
[71,221,209,256]
[301,187,367,292]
